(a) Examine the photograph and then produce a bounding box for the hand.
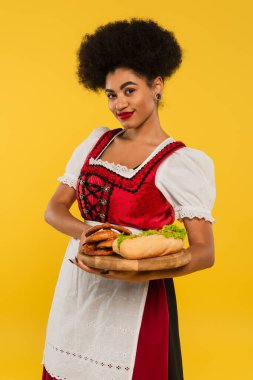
[78,229,88,253]
[69,257,152,282]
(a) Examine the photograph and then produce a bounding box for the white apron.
[42,220,149,380]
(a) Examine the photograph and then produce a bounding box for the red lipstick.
[118,111,134,119]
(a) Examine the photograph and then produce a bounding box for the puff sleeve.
[57,126,110,190]
[155,147,216,223]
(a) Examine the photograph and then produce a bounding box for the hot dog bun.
[112,234,184,259]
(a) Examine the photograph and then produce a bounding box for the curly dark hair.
[77,18,183,92]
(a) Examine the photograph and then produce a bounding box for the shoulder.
[157,145,215,179]
[76,126,111,150]
[89,126,111,138]
[169,145,214,166]
[155,144,216,223]
[57,126,110,188]
[62,126,110,170]
[67,126,110,158]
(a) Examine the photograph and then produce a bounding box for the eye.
[107,93,116,99]
[125,88,135,95]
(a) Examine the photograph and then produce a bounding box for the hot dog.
[112,224,187,260]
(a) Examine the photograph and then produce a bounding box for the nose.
[115,96,128,112]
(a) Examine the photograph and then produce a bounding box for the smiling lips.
[118,111,134,119]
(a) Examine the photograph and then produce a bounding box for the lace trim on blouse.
[57,174,78,189]
[175,206,215,223]
[89,157,136,178]
[89,137,175,179]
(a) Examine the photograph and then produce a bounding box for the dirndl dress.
[42,127,216,380]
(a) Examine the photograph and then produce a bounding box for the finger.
[78,241,87,251]
[100,269,110,275]
[69,257,94,272]
[70,257,112,277]
[76,261,96,273]
[108,270,131,276]
[75,258,106,275]
[106,270,133,279]
[109,270,143,282]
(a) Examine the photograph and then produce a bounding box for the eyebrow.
[105,81,138,93]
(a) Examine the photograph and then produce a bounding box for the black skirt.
[164,278,184,380]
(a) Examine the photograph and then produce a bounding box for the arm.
[44,183,91,239]
[44,127,111,238]
[147,217,215,280]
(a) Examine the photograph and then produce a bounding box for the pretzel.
[113,225,132,235]
[85,222,132,237]
[85,223,113,237]
[80,243,113,256]
[79,243,97,255]
[91,248,114,256]
[85,230,119,243]
[80,223,133,257]
[96,239,115,248]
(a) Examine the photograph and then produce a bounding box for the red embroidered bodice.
[76,128,186,230]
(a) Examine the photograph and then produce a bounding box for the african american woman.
[41,18,216,380]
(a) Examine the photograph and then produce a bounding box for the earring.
[155,93,162,102]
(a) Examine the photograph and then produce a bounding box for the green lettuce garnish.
[117,224,187,251]
[161,224,187,240]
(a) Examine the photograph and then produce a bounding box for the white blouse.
[57,126,216,223]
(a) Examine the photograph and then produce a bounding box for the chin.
[119,122,132,128]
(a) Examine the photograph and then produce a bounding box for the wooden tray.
[77,250,191,272]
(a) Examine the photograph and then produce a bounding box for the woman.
[42,18,216,380]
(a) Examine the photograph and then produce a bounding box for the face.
[105,67,163,130]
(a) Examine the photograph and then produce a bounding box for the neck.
[121,110,169,145]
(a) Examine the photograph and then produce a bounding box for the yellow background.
[1,1,252,379]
